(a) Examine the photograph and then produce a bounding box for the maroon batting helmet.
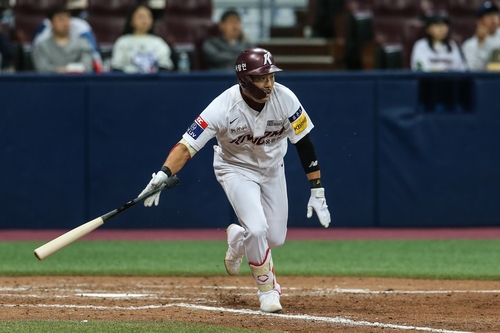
[235,48,283,100]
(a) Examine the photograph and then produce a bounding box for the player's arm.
[139,110,215,207]
[293,133,331,228]
[163,138,196,176]
[138,138,197,207]
[293,133,320,182]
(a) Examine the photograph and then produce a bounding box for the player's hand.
[307,188,331,228]
[139,171,169,207]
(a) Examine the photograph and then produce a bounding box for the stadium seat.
[14,0,65,42]
[449,17,476,45]
[0,21,9,36]
[155,17,215,70]
[346,0,373,11]
[344,9,374,69]
[86,0,136,44]
[402,18,426,68]
[373,17,406,44]
[15,0,64,10]
[164,0,212,18]
[371,18,406,68]
[87,15,126,45]
[87,0,136,14]
[445,0,490,16]
[192,22,219,70]
[373,0,421,17]
[156,17,213,45]
[154,0,213,69]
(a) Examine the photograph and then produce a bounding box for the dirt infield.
[1,276,499,332]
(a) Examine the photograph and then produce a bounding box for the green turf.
[1,239,499,279]
[0,320,279,333]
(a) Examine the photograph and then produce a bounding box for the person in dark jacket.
[0,31,15,71]
[202,9,254,71]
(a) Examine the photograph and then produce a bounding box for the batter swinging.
[139,48,331,312]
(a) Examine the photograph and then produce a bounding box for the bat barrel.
[33,175,180,260]
[34,218,104,260]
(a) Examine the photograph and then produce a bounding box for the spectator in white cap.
[411,13,467,72]
[462,1,500,70]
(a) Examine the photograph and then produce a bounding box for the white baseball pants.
[213,149,288,266]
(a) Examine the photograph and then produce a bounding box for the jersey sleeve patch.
[186,115,209,140]
[288,106,308,135]
[288,106,303,123]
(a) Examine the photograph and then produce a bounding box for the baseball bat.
[34,175,180,261]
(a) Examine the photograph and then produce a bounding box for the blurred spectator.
[0,31,14,71]
[202,9,253,71]
[111,4,174,74]
[304,0,345,38]
[410,13,467,72]
[32,6,93,73]
[33,1,103,72]
[462,1,500,70]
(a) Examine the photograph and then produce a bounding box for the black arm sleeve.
[293,133,320,174]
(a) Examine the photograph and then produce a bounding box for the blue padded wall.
[87,74,234,228]
[0,77,86,228]
[377,75,500,227]
[279,74,375,227]
[1,72,499,229]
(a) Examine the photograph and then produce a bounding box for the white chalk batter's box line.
[0,302,475,333]
[2,285,499,296]
[202,286,500,295]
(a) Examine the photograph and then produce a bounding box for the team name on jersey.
[230,124,248,134]
[267,120,284,127]
[230,128,284,146]
[186,115,208,140]
[288,106,308,135]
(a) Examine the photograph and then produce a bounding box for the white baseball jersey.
[410,38,467,72]
[111,34,174,73]
[182,82,314,170]
[462,28,500,71]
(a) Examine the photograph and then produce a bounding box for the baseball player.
[139,48,331,312]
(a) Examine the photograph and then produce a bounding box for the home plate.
[77,293,154,298]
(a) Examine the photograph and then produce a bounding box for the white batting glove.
[139,171,169,207]
[307,188,331,228]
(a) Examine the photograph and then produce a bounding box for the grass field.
[0,320,275,333]
[1,239,499,279]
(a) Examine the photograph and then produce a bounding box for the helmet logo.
[263,52,272,65]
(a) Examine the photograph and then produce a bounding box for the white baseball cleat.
[258,290,282,313]
[224,224,243,276]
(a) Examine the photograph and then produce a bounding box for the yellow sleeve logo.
[292,113,308,135]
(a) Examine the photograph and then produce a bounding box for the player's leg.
[214,155,270,272]
[215,165,270,263]
[214,154,281,312]
[224,223,245,275]
[252,160,288,312]
[260,160,288,249]
[214,155,280,312]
